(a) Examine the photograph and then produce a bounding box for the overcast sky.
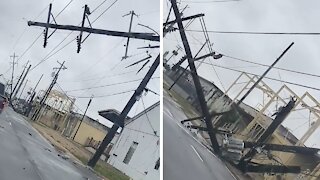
[164,0,320,148]
[0,0,159,127]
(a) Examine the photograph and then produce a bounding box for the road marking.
[190,145,203,162]
[165,98,237,180]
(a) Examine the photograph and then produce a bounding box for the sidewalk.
[31,121,129,180]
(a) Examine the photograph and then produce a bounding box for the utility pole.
[170,0,221,154]
[87,54,159,168]
[28,74,43,103]
[28,4,159,53]
[32,61,66,121]
[10,53,18,96]
[122,10,138,60]
[72,97,92,140]
[11,61,29,100]
[13,64,32,100]
[18,79,28,100]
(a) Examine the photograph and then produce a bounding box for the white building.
[108,101,160,180]
[39,89,75,113]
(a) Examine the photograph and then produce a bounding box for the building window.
[123,141,138,164]
[154,158,160,170]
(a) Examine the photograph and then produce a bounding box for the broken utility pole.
[170,0,221,154]
[28,4,159,53]
[32,61,66,121]
[238,98,299,173]
[87,54,159,168]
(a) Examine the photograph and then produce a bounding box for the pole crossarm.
[28,21,160,42]
[163,13,205,26]
[244,141,320,155]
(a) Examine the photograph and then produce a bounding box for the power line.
[186,29,320,35]
[204,62,320,92]
[60,69,139,83]
[65,78,143,92]
[141,94,157,136]
[69,89,135,99]
[55,83,85,114]
[215,51,320,79]
[182,0,239,3]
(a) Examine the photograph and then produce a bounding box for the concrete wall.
[108,103,160,180]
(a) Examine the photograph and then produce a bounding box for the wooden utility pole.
[122,10,138,60]
[72,97,92,140]
[18,79,28,100]
[13,64,32,100]
[10,53,18,96]
[28,74,43,103]
[27,3,159,53]
[170,0,221,154]
[11,61,29,100]
[87,55,159,168]
[32,61,66,121]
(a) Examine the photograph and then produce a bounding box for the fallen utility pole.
[32,61,66,121]
[87,54,159,168]
[170,0,221,154]
[28,21,159,42]
[245,164,300,174]
[72,97,92,140]
[244,141,320,155]
[236,42,294,105]
[238,98,296,172]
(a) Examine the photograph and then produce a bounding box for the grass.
[164,82,200,118]
[74,154,130,180]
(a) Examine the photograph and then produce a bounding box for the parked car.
[0,82,7,113]
[0,95,8,113]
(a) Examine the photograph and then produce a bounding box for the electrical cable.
[65,78,143,92]
[141,96,157,136]
[186,29,320,35]
[69,89,134,98]
[204,62,320,92]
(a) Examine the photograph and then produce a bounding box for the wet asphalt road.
[163,91,236,180]
[0,108,101,180]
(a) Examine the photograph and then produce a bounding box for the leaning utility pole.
[122,10,138,60]
[13,64,32,100]
[32,61,66,121]
[27,4,159,53]
[11,61,28,100]
[18,79,28,100]
[10,53,18,96]
[72,97,92,140]
[87,55,159,168]
[170,0,221,154]
[28,74,43,103]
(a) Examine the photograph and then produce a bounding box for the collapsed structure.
[165,66,320,179]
